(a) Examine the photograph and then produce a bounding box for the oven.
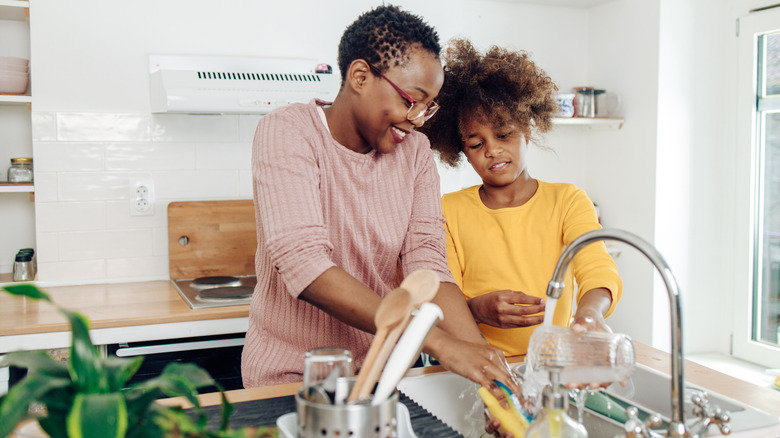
[106,333,246,391]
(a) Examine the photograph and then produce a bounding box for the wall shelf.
[0,1,29,21]
[0,94,31,105]
[553,117,624,129]
[0,183,33,193]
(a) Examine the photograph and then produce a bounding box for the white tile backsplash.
[33,112,254,283]
[31,112,56,142]
[57,113,151,142]
[239,169,253,198]
[36,202,106,232]
[59,229,153,261]
[105,143,196,170]
[35,232,59,263]
[239,114,262,142]
[38,259,107,282]
[105,200,168,229]
[106,255,169,279]
[195,142,251,170]
[152,227,170,256]
[152,114,240,142]
[32,172,58,202]
[34,143,104,172]
[153,170,242,199]
[58,172,142,201]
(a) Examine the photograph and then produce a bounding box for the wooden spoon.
[400,269,440,308]
[347,286,412,402]
[352,269,441,401]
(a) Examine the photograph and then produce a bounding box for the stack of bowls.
[0,56,29,95]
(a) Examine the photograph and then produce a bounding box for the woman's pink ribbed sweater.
[241,100,453,387]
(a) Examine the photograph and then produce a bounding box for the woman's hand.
[467,290,545,328]
[430,335,521,404]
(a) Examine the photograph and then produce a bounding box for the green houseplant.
[0,283,275,438]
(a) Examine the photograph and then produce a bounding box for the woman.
[241,5,517,399]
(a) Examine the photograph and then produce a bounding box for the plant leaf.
[66,392,128,438]
[1,283,52,302]
[162,361,218,390]
[1,350,69,378]
[104,355,144,392]
[132,371,210,429]
[0,374,71,438]
[61,307,107,393]
[124,386,165,421]
[219,391,235,432]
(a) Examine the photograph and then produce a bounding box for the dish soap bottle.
[526,371,587,438]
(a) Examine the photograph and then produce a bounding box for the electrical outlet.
[130,179,155,216]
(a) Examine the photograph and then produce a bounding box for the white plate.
[276,402,418,438]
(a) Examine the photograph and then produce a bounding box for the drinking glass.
[526,324,635,385]
[303,346,354,388]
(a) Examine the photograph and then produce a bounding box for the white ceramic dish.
[0,70,28,78]
[0,74,28,94]
[0,63,28,73]
[276,402,418,438]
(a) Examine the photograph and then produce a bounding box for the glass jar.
[8,157,33,183]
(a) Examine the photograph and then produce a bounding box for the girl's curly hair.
[337,5,441,81]
[420,39,559,167]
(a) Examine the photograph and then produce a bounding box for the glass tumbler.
[303,346,354,388]
[526,324,635,385]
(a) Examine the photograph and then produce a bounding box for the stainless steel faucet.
[545,228,688,437]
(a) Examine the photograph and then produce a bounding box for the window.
[734,7,780,367]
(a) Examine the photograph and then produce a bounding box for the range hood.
[149,54,339,114]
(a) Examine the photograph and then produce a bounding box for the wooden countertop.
[0,280,249,337]
[164,342,780,419]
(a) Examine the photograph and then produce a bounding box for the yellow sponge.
[478,386,529,437]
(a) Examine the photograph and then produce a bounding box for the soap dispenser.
[526,371,588,438]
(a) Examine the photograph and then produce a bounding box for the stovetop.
[172,275,256,310]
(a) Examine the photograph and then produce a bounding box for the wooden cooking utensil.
[347,287,412,402]
[350,269,441,401]
[400,269,440,307]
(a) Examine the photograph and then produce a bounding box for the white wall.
[584,0,661,347]
[27,0,594,284]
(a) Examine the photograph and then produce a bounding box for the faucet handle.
[690,391,732,435]
[621,406,663,438]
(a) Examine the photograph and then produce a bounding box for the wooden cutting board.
[168,200,257,280]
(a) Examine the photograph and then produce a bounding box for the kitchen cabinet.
[0,0,33,281]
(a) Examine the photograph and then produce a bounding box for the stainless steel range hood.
[149,54,339,114]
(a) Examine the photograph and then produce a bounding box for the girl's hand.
[467,290,545,328]
[568,289,616,389]
[570,305,611,334]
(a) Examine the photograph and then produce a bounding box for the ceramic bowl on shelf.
[0,56,29,66]
[0,63,28,73]
[0,72,29,94]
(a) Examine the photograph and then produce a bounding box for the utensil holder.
[295,378,399,438]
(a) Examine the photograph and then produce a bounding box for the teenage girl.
[241,8,518,399]
[421,38,623,358]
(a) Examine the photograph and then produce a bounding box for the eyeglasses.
[368,64,440,123]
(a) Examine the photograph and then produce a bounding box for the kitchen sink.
[397,363,780,437]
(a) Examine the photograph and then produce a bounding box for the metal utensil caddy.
[295,387,399,438]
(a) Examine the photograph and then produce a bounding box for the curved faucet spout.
[546,228,687,437]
